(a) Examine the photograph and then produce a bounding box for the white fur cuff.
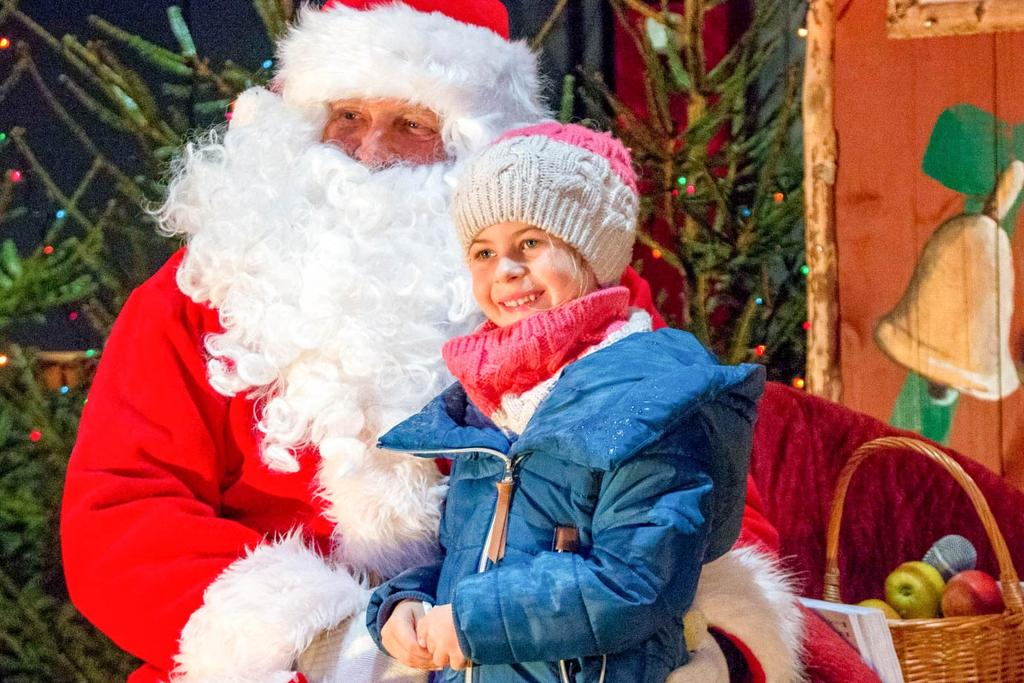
[692,547,805,682]
[172,532,370,683]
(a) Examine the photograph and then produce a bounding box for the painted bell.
[875,161,1022,401]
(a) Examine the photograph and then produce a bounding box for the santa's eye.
[403,118,437,136]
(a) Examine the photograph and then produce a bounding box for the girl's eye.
[472,248,495,261]
[521,238,541,250]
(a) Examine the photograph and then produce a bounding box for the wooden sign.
[802,0,1024,488]
[888,0,1024,39]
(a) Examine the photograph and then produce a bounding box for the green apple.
[857,598,900,620]
[884,561,945,619]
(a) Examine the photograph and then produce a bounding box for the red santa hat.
[321,0,510,38]
[272,1,546,153]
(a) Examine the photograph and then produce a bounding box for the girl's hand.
[380,599,435,669]
[416,603,468,670]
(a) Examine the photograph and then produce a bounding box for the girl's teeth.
[505,294,538,308]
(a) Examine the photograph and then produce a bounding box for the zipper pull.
[486,472,515,564]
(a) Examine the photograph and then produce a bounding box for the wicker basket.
[822,436,1024,682]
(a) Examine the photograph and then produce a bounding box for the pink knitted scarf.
[442,287,630,416]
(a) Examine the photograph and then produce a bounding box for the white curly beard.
[158,88,481,577]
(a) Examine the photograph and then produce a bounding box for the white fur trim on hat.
[273,3,548,157]
[172,532,370,683]
[454,135,639,285]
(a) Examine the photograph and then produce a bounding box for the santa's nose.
[353,129,396,168]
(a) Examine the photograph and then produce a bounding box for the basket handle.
[822,436,1024,614]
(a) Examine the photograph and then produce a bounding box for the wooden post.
[802,0,842,401]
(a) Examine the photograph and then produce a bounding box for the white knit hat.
[453,122,640,286]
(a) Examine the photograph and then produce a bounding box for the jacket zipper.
[377,444,516,683]
[468,454,520,683]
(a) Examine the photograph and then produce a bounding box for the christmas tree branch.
[44,158,105,243]
[0,176,14,219]
[3,4,61,53]
[252,0,288,41]
[50,36,133,121]
[76,203,131,303]
[0,52,27,100]
[94,42,163,125]
[189,58,238,99]
[682,0,707,92]
[0,564,94,682]
[8,129,95,231]
[2,350,73,454]
[691,271,710,345]
[611,2,673,136]
[57,73,131,132]
[635,231,686,275]
[726,293,759,364]
[166,6,197,58]
[60,35,131,94]
[87,14,192,76]
[619,0,684,35]
[580,73,663,157]
[21,51,105,158]
[279,0,294,22]
[558,74,576,123]
[0,0,18,25]
[0,206,26,227]
[529,0,570,51]
[741,66,800,251]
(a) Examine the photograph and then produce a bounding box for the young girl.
[367,123,765,682]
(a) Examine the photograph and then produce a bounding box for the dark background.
[0,1,614,350]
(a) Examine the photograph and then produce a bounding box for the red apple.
[941,570,1004,617]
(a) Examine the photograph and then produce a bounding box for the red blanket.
[753,382,1024,604]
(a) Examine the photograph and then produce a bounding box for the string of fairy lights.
[1,30,105,444]
[662,165,811,390]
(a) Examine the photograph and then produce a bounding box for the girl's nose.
[496,257,525,281]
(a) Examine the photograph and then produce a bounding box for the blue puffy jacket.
[367,329,765,683]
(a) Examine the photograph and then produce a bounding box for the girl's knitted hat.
[453,122,639,286]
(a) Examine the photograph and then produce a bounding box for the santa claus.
[61,2,803,682]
